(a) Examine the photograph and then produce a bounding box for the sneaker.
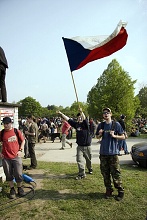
[125,152,129,155]
[27,166,36,170]
[60,147,64,150]
[115,190,124,201]
[70,143,72,148]
[9,187,16,199]
[18,187,26,197]
[88,168,93,174]
[24,154,30,158]
[75,174,86,180]
[105,188,113,199]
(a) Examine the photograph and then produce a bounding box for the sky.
[0,0,147,108]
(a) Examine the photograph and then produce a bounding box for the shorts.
[2,156,23,182]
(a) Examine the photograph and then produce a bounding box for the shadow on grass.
[23,173,46,180]
[32,188,104,201]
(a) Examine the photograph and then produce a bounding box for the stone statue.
[0,46,8,102]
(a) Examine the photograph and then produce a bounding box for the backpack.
[100,120,116,136]
[0,128,22,146]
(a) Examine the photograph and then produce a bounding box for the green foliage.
[43,105,62,118]
[41,107,51,118]
[87,59,139,122]
[47,105,58,110]
[70,101,88,117]
[17,97,88,119]
[136,86,147,118]
[137,86,147,108]
[17,96,42,117]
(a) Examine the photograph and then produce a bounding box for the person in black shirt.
[57,108,92,180]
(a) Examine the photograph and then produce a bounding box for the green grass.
[0,162,147,220]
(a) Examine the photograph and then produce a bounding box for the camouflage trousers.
[99,155,124,191]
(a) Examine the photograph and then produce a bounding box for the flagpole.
[70,71,79,105]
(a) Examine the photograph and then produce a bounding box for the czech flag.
[62,20,128,72]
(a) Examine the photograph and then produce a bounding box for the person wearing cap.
[0,46,8,102]
[57,108,93,180]
[96,107,125,201]
[0,117,25,199]
[118,114,129,155]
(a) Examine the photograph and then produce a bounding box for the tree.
[17,96,42,117]
[136,86,147,118]
[41,107,50,118]
[87,59,138,121]
[47,105,57,110]
[70,101,88,117]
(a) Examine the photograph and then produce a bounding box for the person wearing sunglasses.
[96,107,125,201]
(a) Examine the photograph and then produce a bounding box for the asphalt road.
[33,137,146,165]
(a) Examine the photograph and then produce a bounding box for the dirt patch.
[58,189,71,194]
[25,169,45,189]
[23,170,68,190]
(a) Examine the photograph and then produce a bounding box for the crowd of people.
[16,108,127,201]
[131,117,147,136]
[1,107,146,201]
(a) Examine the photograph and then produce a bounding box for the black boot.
[116,190,124,201]
[105,188,113,199]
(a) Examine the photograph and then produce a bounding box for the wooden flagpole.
[70,71,80,106]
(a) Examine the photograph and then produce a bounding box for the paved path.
[34,138,146,165]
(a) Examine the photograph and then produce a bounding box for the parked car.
[130,142,147,168]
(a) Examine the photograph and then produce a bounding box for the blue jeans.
[118,140,129,154]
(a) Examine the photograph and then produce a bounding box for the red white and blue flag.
[62,20,128,72]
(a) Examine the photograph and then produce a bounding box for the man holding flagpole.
[57,108,93,180]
